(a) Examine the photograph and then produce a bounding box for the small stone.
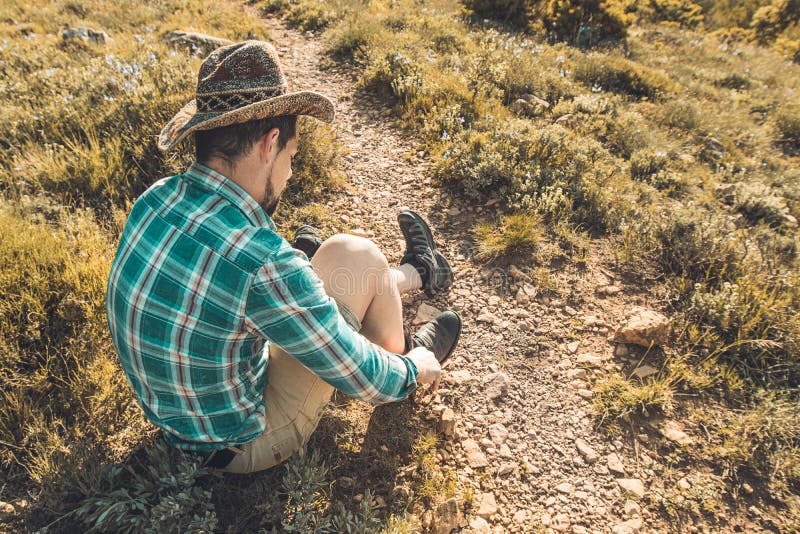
[463,439,489,468]
[608,453,626,475]
[578,389,594,399]
[498,444,513,458]
[678,477,691,490]
[489,423,509,445]
[433,497,462,534]
[0,501,14,514]
[598,284,623,296]
[498,463,515,476]
[62,26,112,45]
[483,372,510,400]
[556,482,575,494]
[512,509,528,524]
[742,483,754,495]
[414,302,442,325]
[612,307,670,347]
[612,518,642,534]
[660,420,693,446]
[439,408,456,439]
[469,516,491,534]
[567,368,587,379]
[618,479,646,499]
[508,264,531,281]
[624,499,641,517]
[477,493,498,519]
[553,512,571,531]
[565,305,578,316]
[575,438,598,463]
[447,369,473,385]
[477,310,497,324]
[631,365,658,379]
[567,341,580,354]
[577,353,603,367]
[541,513,552,526]
[614,344,629,357]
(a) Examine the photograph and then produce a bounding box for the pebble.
[439,408,456,439]
[483,372,510,400]
[576,353,603,366]
[0,501,14,514]
[575,438,599,463]
[612,518,642,534]
[477,492,498,519]
[469,516,491,533]
[463,439,489,468]
[618,479,646,499]
[608,453,626,475]
[489,423,509,445]
[556,482,575,495]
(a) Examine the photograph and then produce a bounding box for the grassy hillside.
[264,0,800,526]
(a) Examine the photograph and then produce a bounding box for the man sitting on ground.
[106,40,461,473]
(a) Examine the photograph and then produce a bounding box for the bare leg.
[310,234,406,354]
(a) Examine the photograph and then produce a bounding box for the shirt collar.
[182,162,276,230]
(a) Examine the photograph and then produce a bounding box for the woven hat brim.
[157,91,335,151]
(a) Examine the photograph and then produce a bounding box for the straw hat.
[158,40,334,151]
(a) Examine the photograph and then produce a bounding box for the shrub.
[630,148,668,180]
[70,440,218,533]
[774,104,800,154]
[660,99,700,130]
[637,0,705,27]
[464,0,634,45]
[716,391,800,495]
[733,182,789,228]
[473,212,544,261]
[573,54,677,99]
[283,116,346,203]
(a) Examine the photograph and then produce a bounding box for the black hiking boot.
[397,208,453,297]
[292,225,323,259]
[409,310,462,364]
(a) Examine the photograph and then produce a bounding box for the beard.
[260,171,281,217]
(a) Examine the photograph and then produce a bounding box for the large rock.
[163,30,233,55]
[433,497,462,534]
[62,27,112,45]
[469,516,491,533]
[612,307,670,347]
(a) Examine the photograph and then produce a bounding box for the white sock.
[392,263,423,294]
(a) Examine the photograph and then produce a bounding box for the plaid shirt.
[106,162,418,451]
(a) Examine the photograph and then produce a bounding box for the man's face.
[261,134,298,216]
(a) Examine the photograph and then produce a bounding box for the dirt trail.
[264,16,680,534]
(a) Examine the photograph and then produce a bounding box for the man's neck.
[202,156,264,206]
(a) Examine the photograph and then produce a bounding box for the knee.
[315,233,388,270]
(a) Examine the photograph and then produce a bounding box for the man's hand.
[405,346,441,392]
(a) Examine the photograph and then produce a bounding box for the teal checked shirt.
[106,163,418,450]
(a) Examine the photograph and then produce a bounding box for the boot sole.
[438,311,462,365]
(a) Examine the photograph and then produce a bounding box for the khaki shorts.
[222,299,361,473]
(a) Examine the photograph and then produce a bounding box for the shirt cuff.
[398,354,419,392]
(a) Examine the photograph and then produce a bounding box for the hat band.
[196,86,286,113]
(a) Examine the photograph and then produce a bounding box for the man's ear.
[258,127,281,163]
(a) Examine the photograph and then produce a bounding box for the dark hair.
[195,115,298,163]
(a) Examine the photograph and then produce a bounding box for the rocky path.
[265,16,675,534]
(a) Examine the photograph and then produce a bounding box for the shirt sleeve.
[243,240,418,404]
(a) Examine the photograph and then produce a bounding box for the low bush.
[573,54,677,99]
[774,104,800,154]
[473,212,544,261]
[715,391,800,495]
[733,182,789,228]
[637,0,705,27]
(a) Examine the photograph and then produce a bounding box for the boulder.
[163,30,233,55]
[62,27,112,45]
[612,307,670,347]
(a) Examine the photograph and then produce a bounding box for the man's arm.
[244,241,418,404]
